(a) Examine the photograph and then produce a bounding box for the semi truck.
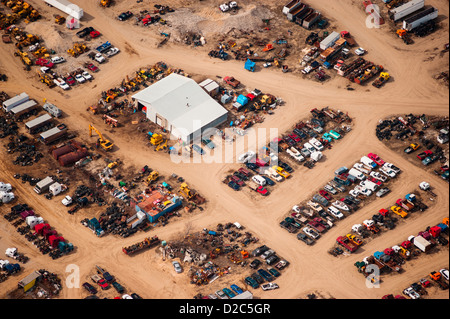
[402,7,438,31]
[389,0,424,21]
[34,176,55,194]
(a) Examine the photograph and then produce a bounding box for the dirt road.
[0,0,448,299]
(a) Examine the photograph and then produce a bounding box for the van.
[303,142,316,153]
[360,180,378,192]
[348,168,366,181]
[361,156,377,168]
[252,175,267,186]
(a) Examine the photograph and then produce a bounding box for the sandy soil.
[0,0,449,299]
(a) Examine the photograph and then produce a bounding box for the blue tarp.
[236,95,249,106]
[244,59,256,72]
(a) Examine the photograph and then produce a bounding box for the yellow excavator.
[89,124,114,151]
[146,171,159,184]
[179,182,195,200]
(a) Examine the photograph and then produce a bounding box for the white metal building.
[132,73,229,143]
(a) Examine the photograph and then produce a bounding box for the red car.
[231,175,244,187]
[289,133,301,143]
[379,208,389,217]
[368,153,385,166]
[257,186,269,196]
[417,150,432,160]
[319,190,332,200]
[36,58,54,68]
[368,177,383,186]
[65,75,76,85]
[86,63,99,73]
[97,279,110,290]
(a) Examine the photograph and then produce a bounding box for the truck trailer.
[25,114,53,134]
[10,100,38,119]
[44,0,84,20]
[2,92,29,112]
[402,7,438,31]
[409,235,432,253]
[34,176,55,194]
[39,123,68,144]
[389,0,424,21]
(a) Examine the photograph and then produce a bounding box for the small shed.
[236,95,249,106]
[18,271,42,292]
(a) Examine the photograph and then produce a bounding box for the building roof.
[132,74,228,138]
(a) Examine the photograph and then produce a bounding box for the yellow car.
[391,206,408,218]
[272,166,290,179]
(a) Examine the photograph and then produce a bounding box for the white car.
[269,152,278,163]
[261,282,279,291]
[303,227,320,240]
[370,171,387,182]
[419,181,430,191]
[353,163,370,174]
[440,269,449,281]
[40,66,51,74]
[252,175,266,187]
[122,294,133,299]
[75,74,86,83]
[51,56,66,64]
[380,166,396,178]
[327,206,344,219]
[55,78,70,90]
[383,162,401,174]
[238,151,256,163]
[105,47,120,57]
[94,53,106,63]
[82,71,92,81]
[229,1,238,9]
[302,65,313,74]
[403,287,420,299]
[354,185,372,197]
[349,189,360,198]
[219,3,230,12]
[62,196,72,206]
[355,47,366,56]
[292,205,301,214]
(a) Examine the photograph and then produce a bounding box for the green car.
[112,282,124,293]
[201,138,215,149]
[222,288,236,298]
[245,276,260,289]
[267,267,281,278]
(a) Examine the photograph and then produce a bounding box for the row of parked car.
[281,153,401,244]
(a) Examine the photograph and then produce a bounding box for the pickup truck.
[224,76,240,88]
[312,194,329,207]
[307,200,324,213]
[297,232,314,245]
[336,236,358,253]
[417,150,433,160]
[308,218,327,233]
[404,143,420,154]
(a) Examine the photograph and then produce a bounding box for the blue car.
[231,284,243,295]
[257,269,274,282]
[228,181,240,191]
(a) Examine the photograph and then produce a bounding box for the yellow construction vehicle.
[149,133,164,146]
[67,43,88,57]
[179,182,195,200]
[14,49,33,66]
[55,15,65,24]
[100,0,112,7]
[37,70,55,87]
[146,171,159,184]
[88,124,114,151]
[155,140,168,151]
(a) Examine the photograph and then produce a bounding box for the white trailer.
[403,7,438,31]
[2,92,29,112]
[389,0,424,21]
[283,0,302,15]
[43,102,62,118]
[33,176,54,194]
[320,31,340,51]
[25,113,53,133]
[10,100,38,119]
[409,235,432,253]
[44,0,84,20]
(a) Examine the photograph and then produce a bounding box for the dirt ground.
[0,0,449,300]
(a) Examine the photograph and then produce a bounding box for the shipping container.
[39,123,68,144]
